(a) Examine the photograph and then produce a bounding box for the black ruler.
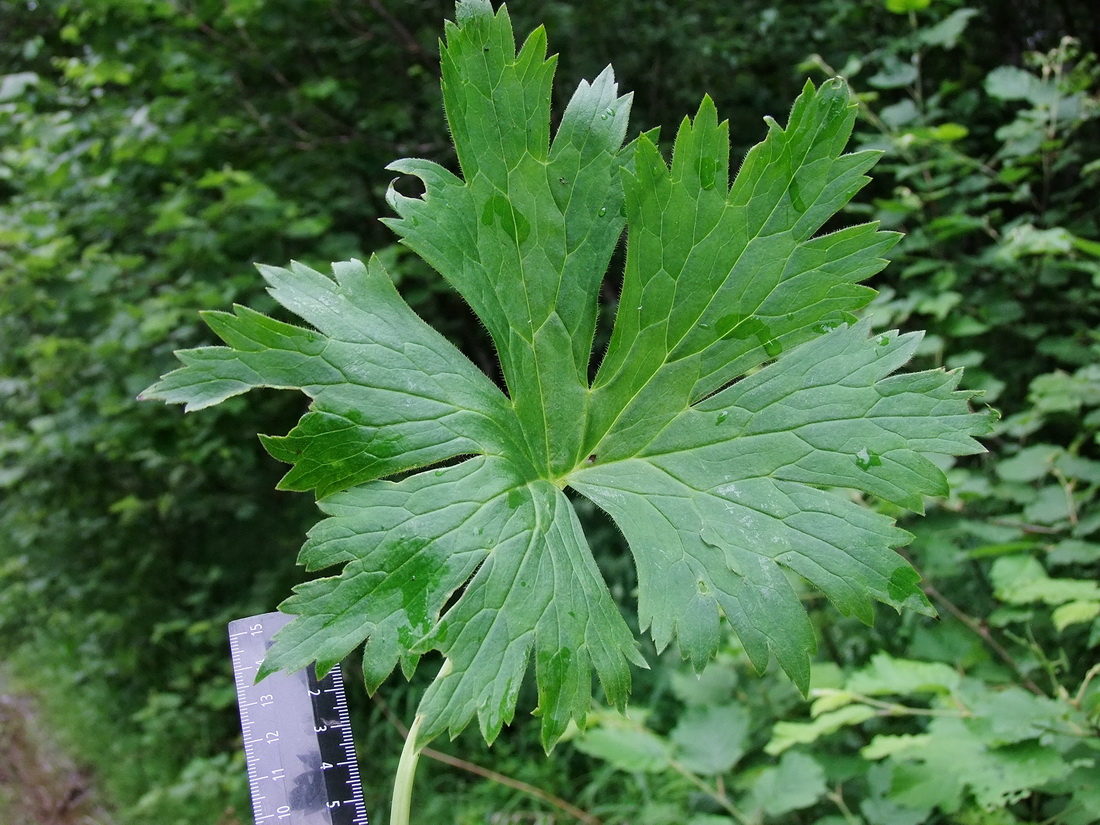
[228,612,369,825]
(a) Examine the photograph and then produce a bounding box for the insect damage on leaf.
[141,0,993,750]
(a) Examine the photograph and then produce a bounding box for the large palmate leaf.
[142,0,992,748]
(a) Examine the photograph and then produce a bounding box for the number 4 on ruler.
[229,612,369,824]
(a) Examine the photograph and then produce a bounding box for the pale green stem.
[1052,468,1078,525]
[391,660,451,825]
[826,786,861,825]
[390,712,426,825]
[1074,662,1100,707]
[841,691,971,718]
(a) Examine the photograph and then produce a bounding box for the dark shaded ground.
[0,679,114,825]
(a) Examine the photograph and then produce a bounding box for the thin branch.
[921,582,1046,696]
[832,691,970,718]
[989,519,1063,535]
[366,0,433,64]
[420,745,603,825]
[668,760,751,825]
[372,695,603,825]
[826,786,861,825]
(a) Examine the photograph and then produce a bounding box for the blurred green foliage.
[1,0,1097,823]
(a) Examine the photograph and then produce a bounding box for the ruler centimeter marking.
[229,612,369,825]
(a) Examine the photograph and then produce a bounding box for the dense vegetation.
[1,1,1098,824]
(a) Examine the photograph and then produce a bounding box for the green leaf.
[1062,768,1100,825]
[142,0,991,749]
[985,66,1053,105]
[745,751,827,816]
[1054,454,1100,484]
[996,444,1062,482]
[1048,539,1100,566]
[141,258,524,497]
[0,72,38,102]
[861,733,933,760]
[964,686,1073,746]
[1029,365,1100,414]
[991,556,1100,606]
[1052,600,1100,631]
[860,780,931,825]
[1023,485,1073,525]
[573,320,979,683]
[868,57,919,90]
[881,718,1073,811]
[670,659,739,707]
[767,704,878,755]
[846,653,962,696]
[670,704,750,774]
[573,712,672,773]
[917,8,979,49]
[995,224,1075,260]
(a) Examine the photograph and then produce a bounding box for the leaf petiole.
[390,712,426,825]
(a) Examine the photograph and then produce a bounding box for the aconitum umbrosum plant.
[142,1,991,819]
